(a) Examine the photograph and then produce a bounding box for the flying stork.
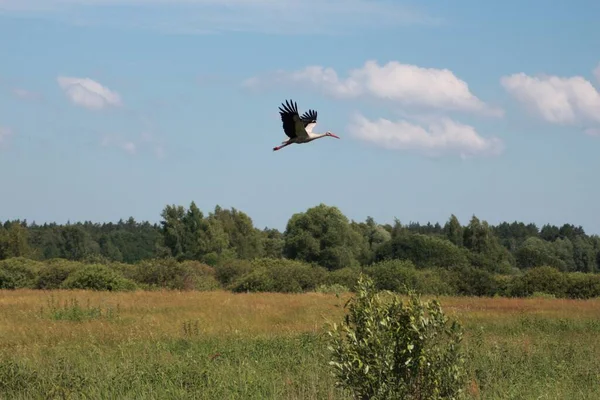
[273,99,340,151]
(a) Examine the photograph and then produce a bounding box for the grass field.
[1,290,600,399]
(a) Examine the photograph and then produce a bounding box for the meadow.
[1,289,600,399]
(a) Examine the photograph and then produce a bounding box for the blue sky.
[1,0,599,234]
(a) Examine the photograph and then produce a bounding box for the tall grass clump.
[42,295,121,322]
[327,274,466,400]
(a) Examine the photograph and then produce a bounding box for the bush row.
[1,257,600,299]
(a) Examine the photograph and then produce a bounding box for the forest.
[1,202,600,298]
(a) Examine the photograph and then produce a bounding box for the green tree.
[351,216,391,265]
[443,214,463,247]
[181,201,205,260]
[551,238,575,271]
[591,235,600,271]
[160,204,187,259]
[199,215,231,263]
[59,225,99,260]
[262,228,284,258]
[463,216,514,272]
[0,222,30,259]
[283,204,366,270]
[572,236,596,272]
[211,206,264,259]
[515,237,566,270]
[98,235,123,262]
[540,224,560,242]
[375,233,469,269]
[159,202,232,263]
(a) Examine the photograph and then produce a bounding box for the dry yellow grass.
[1,289,600,399]
[2,289,599,353]
[433,295,600,320]
[0,289,348,353]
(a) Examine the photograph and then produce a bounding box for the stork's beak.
[329,133,340,139]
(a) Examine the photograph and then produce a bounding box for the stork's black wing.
[300,109,318,127]
[278,99,308,139]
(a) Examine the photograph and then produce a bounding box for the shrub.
[229,267,275,293]
[61,264,137,291]
[413,268,457,296]
[252,258,328,293]
[132,258,181,289]
[179,260,221,291]
[106,261,138,282]
[325,267,362,290]
[213,259,254,287]
[229,258,328,293]
[364,260,456,296]
[451,266,500,297]
[365,259,418,293]
[564,272,600,299]
[132,258,219,291]
[0,257,42,289]
[507,266,567,298]
[36,259,81,289]
[327,274,466,400]
[0,268,17,289]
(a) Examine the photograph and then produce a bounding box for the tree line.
[1,202,600,298]
[1,201,599,273]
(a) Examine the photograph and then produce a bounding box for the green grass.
[42,295,121,322]
[0,335,343,399]
[1,290,599,399]
[463,318,600,399]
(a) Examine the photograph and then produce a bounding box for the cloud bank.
[245,60,502,116]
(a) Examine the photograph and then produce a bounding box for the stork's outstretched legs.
[273,142,292,151]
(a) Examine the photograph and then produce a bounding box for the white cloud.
[501,70,600,126]
[57,76,122,110]
[348,114,503,158]
[0,126,13,147]
[245,61,502,116]
[0,0,440,35]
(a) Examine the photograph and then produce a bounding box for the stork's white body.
[281,131,328,145]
